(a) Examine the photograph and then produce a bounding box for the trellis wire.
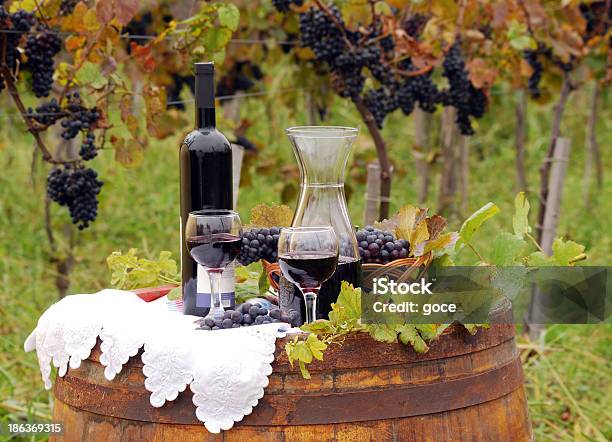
[0,87,310,121]
[0,29,298,45]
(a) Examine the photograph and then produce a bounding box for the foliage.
[106,249,179,290]
[285,281,453,379]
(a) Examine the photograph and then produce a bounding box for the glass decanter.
[286,126,362,318]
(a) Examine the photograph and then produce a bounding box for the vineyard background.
[0,0,611,440]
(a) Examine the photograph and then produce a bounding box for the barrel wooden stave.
[52,322,533,441]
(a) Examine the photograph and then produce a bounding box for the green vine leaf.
[396,325,428,353]
[106,249,180,290]
[366,324,398,343]
[489,232,528,266]
[552,238,586,266]
[512,192,531,239]
[456,202,500,248]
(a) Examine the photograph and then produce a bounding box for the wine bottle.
[180,62,235,316]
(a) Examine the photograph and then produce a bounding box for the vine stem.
[454,0,466,37]
[354,97,392,220]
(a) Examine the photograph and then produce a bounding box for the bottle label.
[196,263,235,308]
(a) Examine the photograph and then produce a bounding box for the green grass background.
[0,83,610,441]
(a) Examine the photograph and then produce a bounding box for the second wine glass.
[185,210,242,321]
[277,226,339,324]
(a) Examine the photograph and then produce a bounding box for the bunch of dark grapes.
[272,0,303,13]
[299,6,345,64]
[195,302,300,330]
[59,0,78,16]
[2,9,35,75]
[523,49,543,98]
[29,98,63,125]
[60,92,100,140]
[402,13,428,38]
[238,227,281,265]
[397,59,440,114]
[47,165,104,230]
[580,1,612,41]
[216,61,263,98]
[441,41,487,135]
[356,226,409,264]
[364,87,398,128]
[166,74,195,110]
[25,28,63,97]
[79,132,97,160]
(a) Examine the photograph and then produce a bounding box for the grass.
[0,82,609,440]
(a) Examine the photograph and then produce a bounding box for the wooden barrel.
[52,303,532,441]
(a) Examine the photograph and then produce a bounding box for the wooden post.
[527,137,571,340]
[514,90,528,192]
[222,92,244,208]
[583,82,602,208]
[363,162,381,226]
[232,144,244,208]
[458,135,470,215]
[438,107,459,216]
[414,108,431,204]
[536,73,572,243]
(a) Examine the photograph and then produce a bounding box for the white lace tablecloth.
[24,290,293,433]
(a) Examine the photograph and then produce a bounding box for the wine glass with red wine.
[185,210,242,320]
[278,226,339,324]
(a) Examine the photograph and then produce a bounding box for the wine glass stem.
[302,289,318,324]
[207,269,224,317]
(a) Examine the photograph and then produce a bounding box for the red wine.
[318,256,362,317]
[279,252,338,290]
[180,62,234,316]
[186,234,241,269]
[279,256,363,323]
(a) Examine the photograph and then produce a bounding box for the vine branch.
[354,97,392,220]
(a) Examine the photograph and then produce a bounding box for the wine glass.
[185,210,242,320]
[278,226,339,324]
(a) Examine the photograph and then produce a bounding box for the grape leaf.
[395,325,428,352]
[249,203,293,228]
[329,282,362,324]
[75,62,105,89]
[114,0,139,26]
[106,249,179,290]
[552,239,586,266]
[306,333,327,361]
[512,192,531,238]
[456,202,499,247]
[489,232,527,266]
[217,4,240,31]
[414,232,458,257]
[366,324,398,343]
[525,251,556,266]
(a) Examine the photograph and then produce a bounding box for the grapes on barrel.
[238,227,281,265]
[356,226,409,265]
[195,301,300,330]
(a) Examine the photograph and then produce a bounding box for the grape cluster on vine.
[60,92,101,140]
[25,27,63,97]
[272,0,303,14]
[439,41,486,135]
[47,165,104,230]
[284,4,487,134]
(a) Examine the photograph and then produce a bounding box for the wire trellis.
[0,87,310,121]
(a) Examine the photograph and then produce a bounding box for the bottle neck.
[197,107,216,129]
